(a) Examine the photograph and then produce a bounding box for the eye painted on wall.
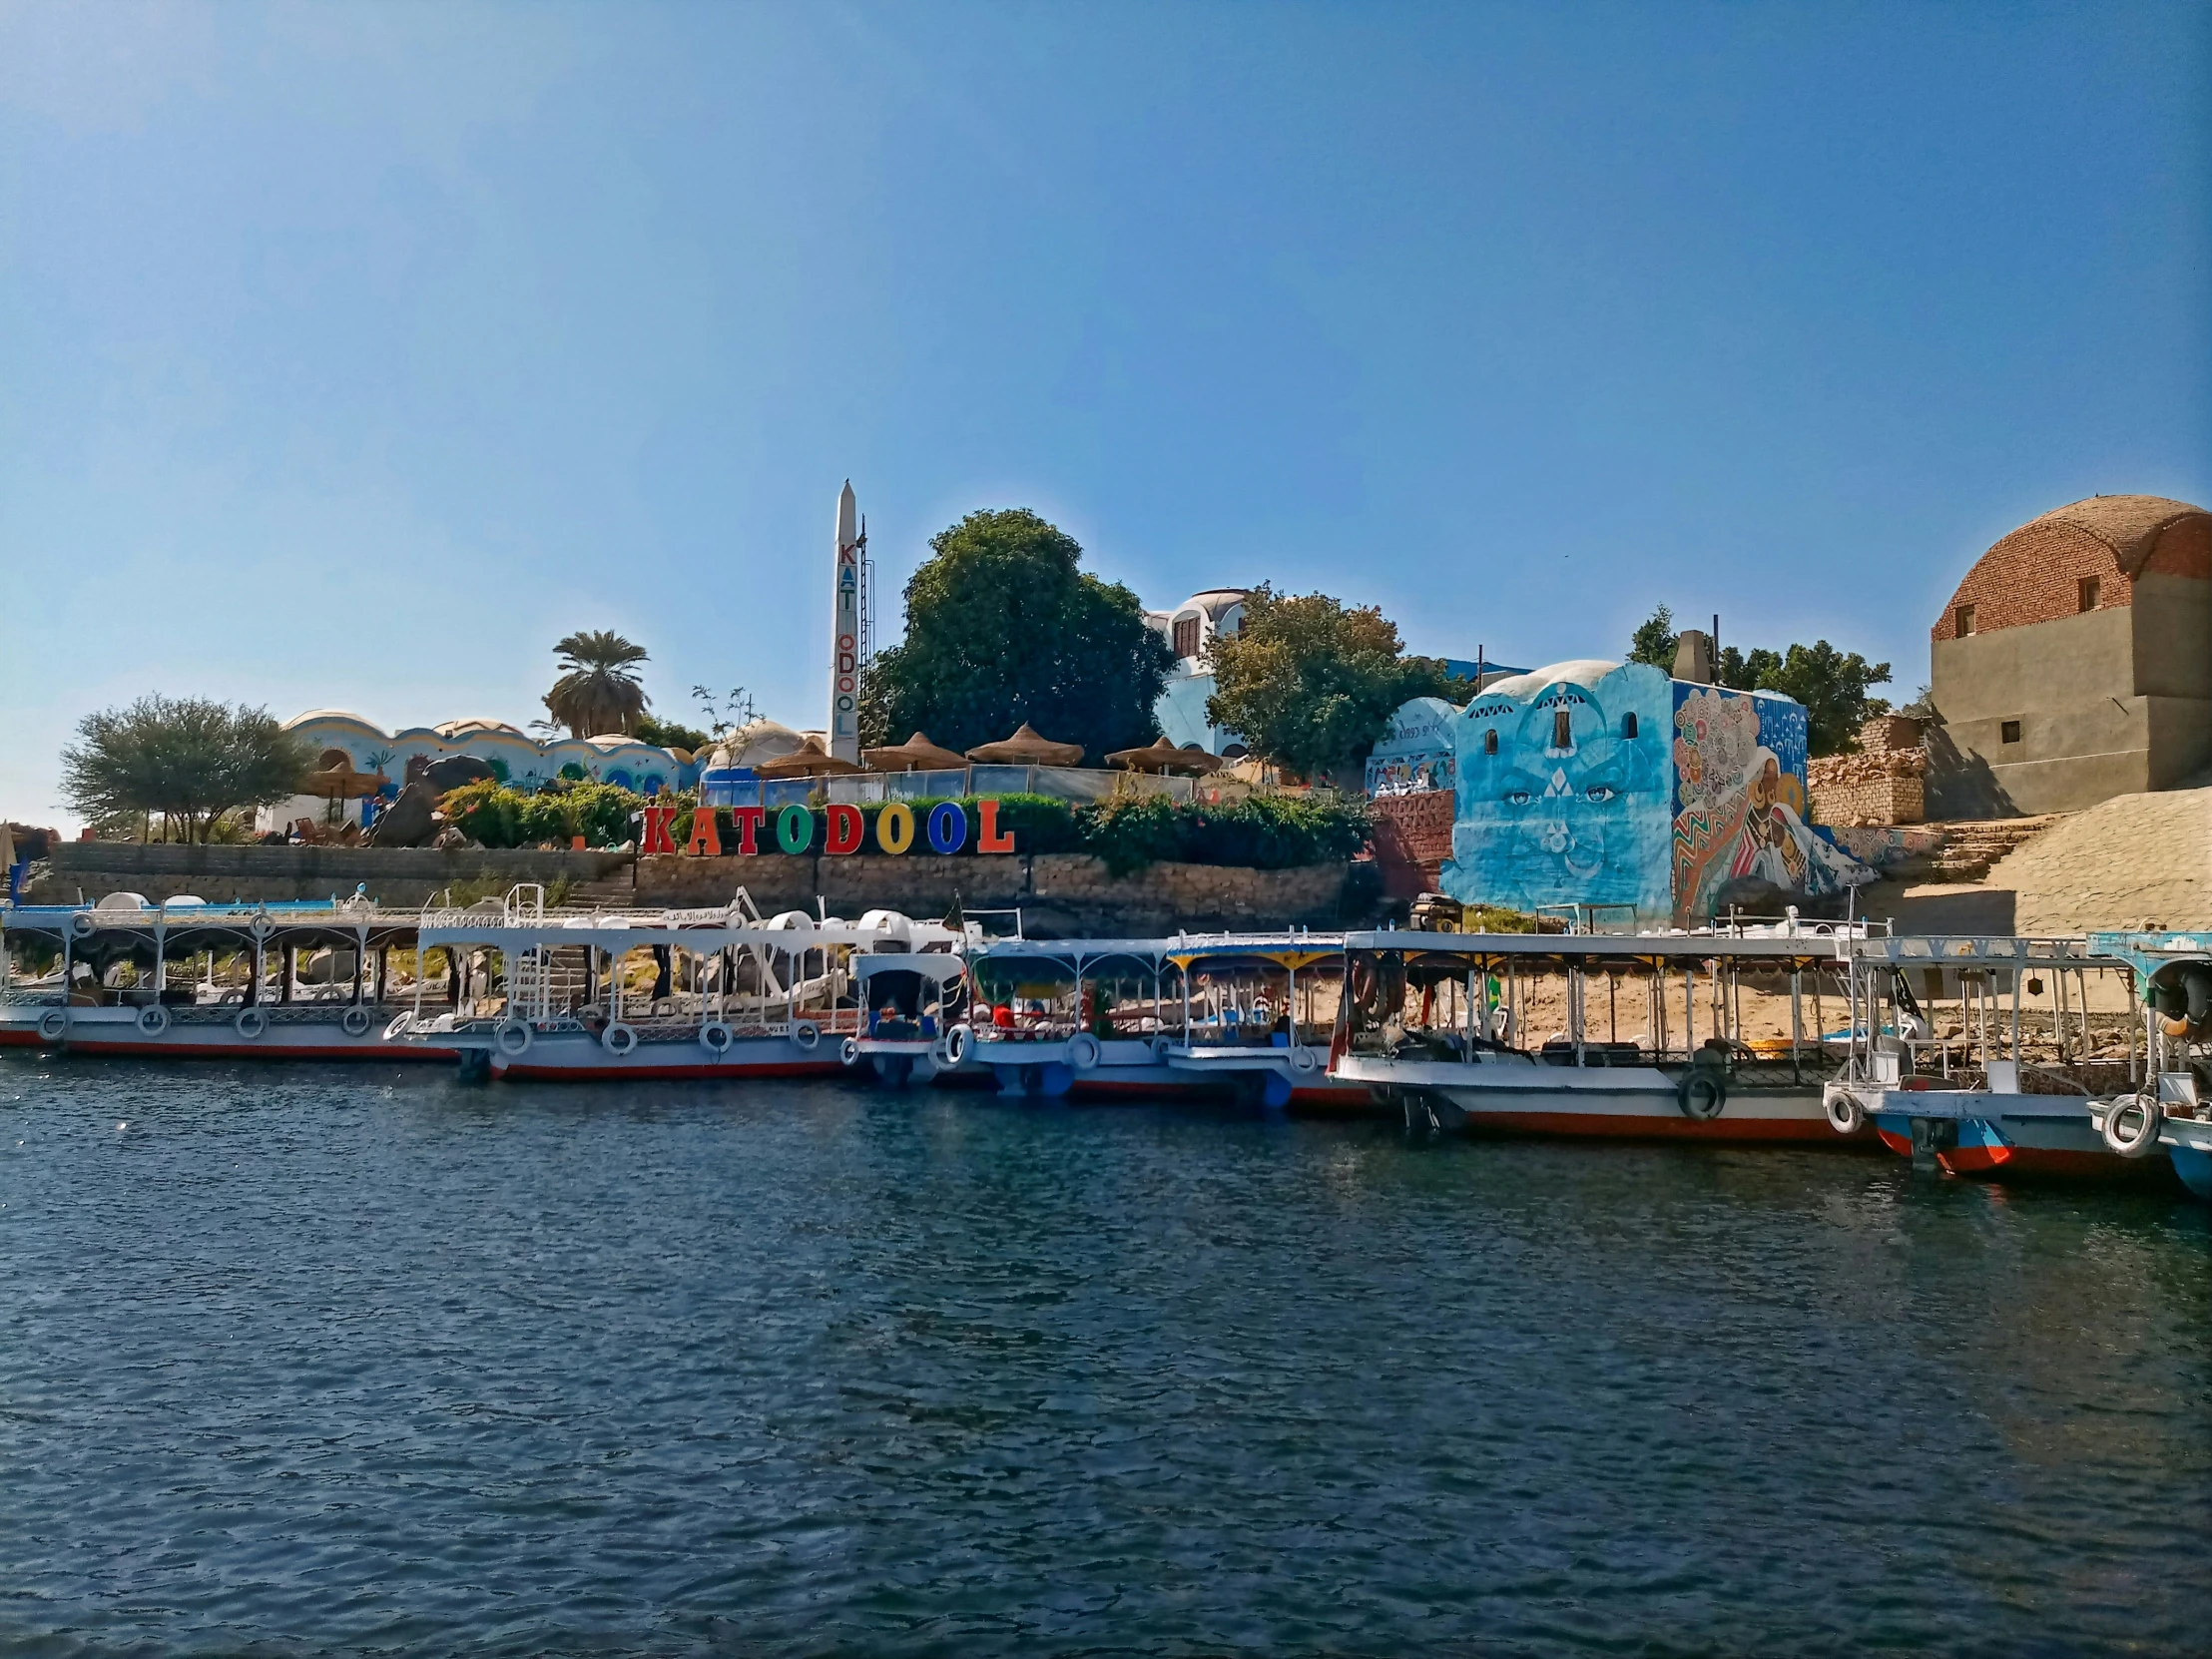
[1583,783,1618,804]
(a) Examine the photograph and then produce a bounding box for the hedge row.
[438,784,1369,873]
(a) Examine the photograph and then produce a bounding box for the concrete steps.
[1912,817,2063,882]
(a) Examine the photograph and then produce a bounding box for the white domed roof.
[710,719,807,770]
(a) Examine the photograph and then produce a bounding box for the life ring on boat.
[792,1021,821,1051]
[495,1019,534,1058]
[235,1008,269,1041]
[2101,1094,2163,1160]
[839,1035,861,1066]
[1677,1069,1727,1121]
[341,1006,373,1037]
[1066,1032,1101,1071]
[699,1021,734,1055]
[383,1012,412,1041]
[37,1007,69,1042]
[601,1021,638,1057]
[137,1004,170,1037]
[940,1023,970,1067]
[1290,1042,1320,1072]
[1823,1086,1866,1135]
[1151,1035,1175,1062]
[70,911,96,939]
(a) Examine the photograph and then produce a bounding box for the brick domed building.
[1929,493,2210,815]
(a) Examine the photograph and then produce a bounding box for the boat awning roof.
[1342,929,1855,963]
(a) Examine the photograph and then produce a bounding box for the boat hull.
[1,1005,456,1061]
[485,1031,844,1083]
[1874,1091,2172,1182]
[1336,1054,1859,1144]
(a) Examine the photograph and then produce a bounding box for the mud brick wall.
[1808,714,1928,827]
[1369,791,1454,900]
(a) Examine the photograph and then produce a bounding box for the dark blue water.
[2,1061,2207,1657]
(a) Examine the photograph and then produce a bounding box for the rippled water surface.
[2,1061,2208,1657]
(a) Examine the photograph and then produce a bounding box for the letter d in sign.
[825,804,863,855]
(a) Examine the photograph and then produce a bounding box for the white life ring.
[699,1021,734,1055]
[342,1006,373,1037]
[137,1004,171,1037]
[941,1023,970,1066]
[1824,1087,1867,1135]
[38,1007,69,1042]
[601,1022,638,1056]
[235,1007,269,1041]
[383,1012,412,1041]
[792,1021,821,1051]
[839,1035,861,1066]
[2102,1094,2164,1160]
[1066,1032,1101,1071]
[1151,1035,1175,1062]
[70,911,96,938]
[1290,1042,1320,1073]
[495,1019,534,1058]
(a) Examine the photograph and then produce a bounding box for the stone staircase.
[563,872,638,909]
[1915,817,2063,882]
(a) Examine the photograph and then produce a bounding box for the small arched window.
[1483,729,1498,756]
[1552,710,1573,749]
[1620,713,1638,739]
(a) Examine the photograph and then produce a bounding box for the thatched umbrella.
[1106,736,1224,776]
[964,723,1084,767]
[754,736,865,779]
[863,732,970,773]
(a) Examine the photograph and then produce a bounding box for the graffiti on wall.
[1670,685,1874,922]
[1438,663,1674,921]
[1365,697,1459,797]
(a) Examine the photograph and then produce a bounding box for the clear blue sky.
[4,1,2207,824]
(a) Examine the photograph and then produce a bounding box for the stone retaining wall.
[24,843,630,906]
[1369,792,1453,900]
[635,853,1354,937]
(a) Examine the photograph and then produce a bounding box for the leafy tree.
[61,696,313,842]
[1205,587,1466,786]
[543,630,651,738]
[1744,641,1892,755]
[860,509,1175,760]
[1627,604,1679,671]
[633,715,710,753]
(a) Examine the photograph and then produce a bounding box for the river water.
[1,1061,2206,1657]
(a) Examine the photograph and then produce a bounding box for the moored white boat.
[1334,919,1865,1141]
[384,885,944,1082]
[1,891,458,1062]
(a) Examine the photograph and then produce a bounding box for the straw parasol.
[303,750,390,802]
[963,723,1084,767]
[863,732,970,773]
[1105,736,1224,776]
[753,735,865,779]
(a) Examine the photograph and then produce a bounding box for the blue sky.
[3,1,2207,824]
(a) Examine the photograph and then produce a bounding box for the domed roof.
[283,710,384,734]
[1480,660,1623,700]
[2010,494,2209,578]
[707,719,807,770]
[433,718,529,741]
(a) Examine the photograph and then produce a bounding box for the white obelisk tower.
[830,481,863,764]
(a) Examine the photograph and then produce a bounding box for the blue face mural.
[1439,664,1674,921]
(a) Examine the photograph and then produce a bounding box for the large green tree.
[543,630,651,738]
[860,509,1175,760]
[1625,606,1890,755]
[61,696,313,841]
[1206,587,1466,786]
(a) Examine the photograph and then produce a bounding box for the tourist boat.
[0,890,459,1061]
[838,911,974,1086]
[1332,919,1865,1141]
[958,933,1366,1107]
[1827,932,2153,1180]
[383,884,940,1082]
[2082,931,2212,1198]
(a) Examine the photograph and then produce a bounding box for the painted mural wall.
[1669,684,1872,920]
[1439,662,1675,922]
[1423,662,1876,925]
[1364,697,1459,797]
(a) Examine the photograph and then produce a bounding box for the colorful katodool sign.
[640,800,1018,857]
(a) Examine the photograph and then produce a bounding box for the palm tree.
[544,631,651,739]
